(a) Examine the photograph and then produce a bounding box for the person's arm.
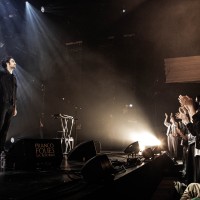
[13,75,17,117]
[176,127,188,141]
[176,107,190,124]
[13,104,17,116]
[178,95,196,121]
[177,96,197,136]
[164,113,170,127]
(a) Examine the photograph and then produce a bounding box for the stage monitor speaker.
[81,154,115,183]
[7,138,63,170]
[124,141,140,154]
[67,140,100,162]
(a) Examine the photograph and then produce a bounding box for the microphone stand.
[40,83,45,139]
[74,106,79,146]
[74,107,78,146]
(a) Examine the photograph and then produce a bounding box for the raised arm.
[164,113,170,127]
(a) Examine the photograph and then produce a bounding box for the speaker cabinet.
[81,154,115,183]
[67,140,100,162]
[7,138,63,170]
[124,141,140,154]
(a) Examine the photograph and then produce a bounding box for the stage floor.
[0,151,182,200]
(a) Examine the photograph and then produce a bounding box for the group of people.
[1,55,200,199]
[164,95,200,199]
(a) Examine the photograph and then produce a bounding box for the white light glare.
[11,137,15,143]
[0,42,4,48]
[41,6,45,13]
[128,131,162,151]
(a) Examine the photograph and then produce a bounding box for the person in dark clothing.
[176,119,189,178]
[0,56,17,153]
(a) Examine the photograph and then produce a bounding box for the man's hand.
[175,109,190,124]
[178,95,196,118]
[13,107,17,116]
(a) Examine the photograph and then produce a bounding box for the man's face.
[8,58,16,70]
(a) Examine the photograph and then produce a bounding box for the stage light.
[41,6,45,13]
[10,137,15,143]
[152,146,161,155]
[142,148,154,160]
[124,141,140,155]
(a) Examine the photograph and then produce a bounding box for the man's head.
[1,56,16,72]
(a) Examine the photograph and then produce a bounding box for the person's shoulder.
[0,67,6,73]
[0,67,4,74]
[0,67,4,72]
[0,68,7,78]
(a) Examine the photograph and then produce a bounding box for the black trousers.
[185,143,200,184]
[0,103,14,152]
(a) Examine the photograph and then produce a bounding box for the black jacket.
[0,68,17,106]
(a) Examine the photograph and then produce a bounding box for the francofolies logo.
[35,143,55,157]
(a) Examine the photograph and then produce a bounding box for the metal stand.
[39,83,45,139]
[52,114,74,154]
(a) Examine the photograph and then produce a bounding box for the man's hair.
[1,56,13,69]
